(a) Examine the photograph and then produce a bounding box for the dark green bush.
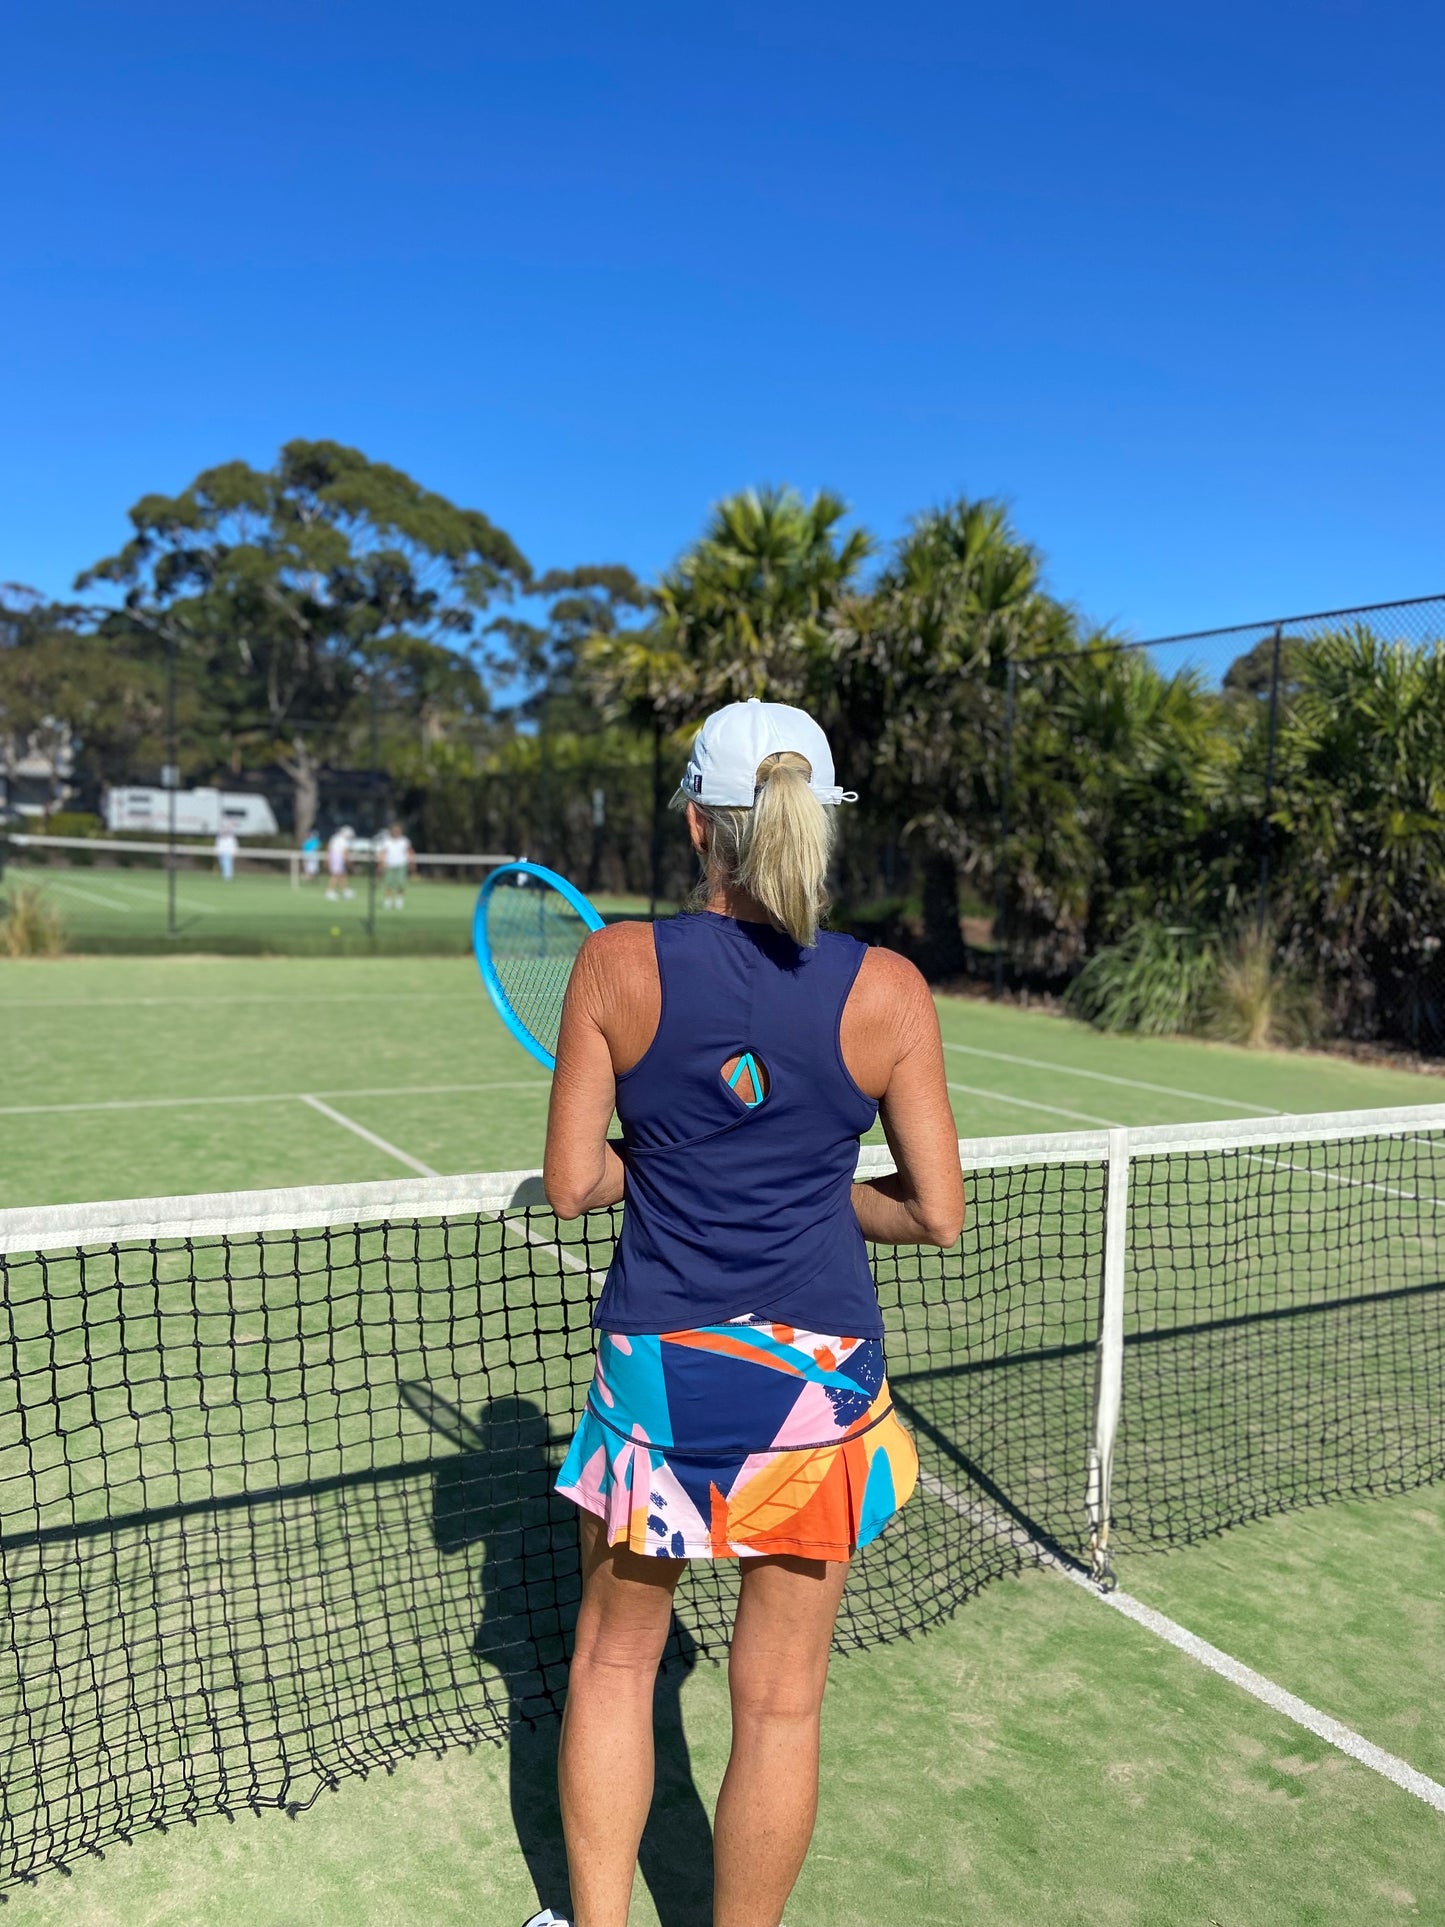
[1065,920,1217,1036]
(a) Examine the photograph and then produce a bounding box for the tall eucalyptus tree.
[78,442,528,838]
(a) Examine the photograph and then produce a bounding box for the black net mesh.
[1,1119,1441,1884]
[1113,1126,1445,1544]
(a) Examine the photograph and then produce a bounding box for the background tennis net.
[1,1104,1441,1886]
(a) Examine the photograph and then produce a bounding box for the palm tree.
[585,486,870,729]
[830,497,1062,975]
[1006,644,1237,973]
[584,488,871,909]
[651,485,871,707]
[1271,625,1445,1045]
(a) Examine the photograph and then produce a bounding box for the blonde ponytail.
[679,749,835,946]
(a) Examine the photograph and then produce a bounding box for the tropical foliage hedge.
[580,491,1445,1050]
[3,454,1441,1048]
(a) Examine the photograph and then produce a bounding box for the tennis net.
[0,1103,1441,1885]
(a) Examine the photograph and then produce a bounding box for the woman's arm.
[848,953,964,1247]
[543,935,627,1219]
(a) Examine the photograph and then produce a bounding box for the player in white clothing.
[377,823,415,910]
[214,827,239,881]
[325,826,355,900]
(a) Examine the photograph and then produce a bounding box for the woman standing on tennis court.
[536,699,964,1927]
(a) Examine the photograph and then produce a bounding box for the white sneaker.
[522,1913,570,1927]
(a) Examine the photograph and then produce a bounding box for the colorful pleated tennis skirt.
[556,1315,918,1561]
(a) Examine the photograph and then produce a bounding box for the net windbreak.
[0,1108,1441,1885]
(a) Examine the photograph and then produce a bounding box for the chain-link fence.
[975,594,1445,1052]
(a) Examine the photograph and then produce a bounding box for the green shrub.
[1,883,67,958]
[1065,920,1216,1036]
[41,811,102,839]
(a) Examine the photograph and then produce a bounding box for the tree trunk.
[919,849,968,980]
[277,734,320,843]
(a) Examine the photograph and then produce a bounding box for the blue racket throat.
[473,862,605,1071]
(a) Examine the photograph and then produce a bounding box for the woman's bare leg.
[713,1554,850,1927]
[558,1513,684,1927]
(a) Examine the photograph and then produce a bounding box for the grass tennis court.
[4,952,1439,1209]
[2,1486,1442,1926]
[3,859,657,958]
[2,955,1442,1925]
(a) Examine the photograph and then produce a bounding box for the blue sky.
[3,0,1441,642]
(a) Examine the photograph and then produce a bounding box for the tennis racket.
[473,861,605,1070]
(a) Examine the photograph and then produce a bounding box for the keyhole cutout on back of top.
[720,1051,769,1109]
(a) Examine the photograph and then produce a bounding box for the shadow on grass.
[427,1391,716,1926]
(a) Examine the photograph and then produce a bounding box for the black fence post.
[165,624,178,942]
[365,666,380,943]
[537,694,551,869]
[648,715,663,921]
[993,655,1017,997]
[1255,624,1284,937]
[589,783,605,895]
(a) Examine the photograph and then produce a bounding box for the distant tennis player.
[376,821,415,911]
[214,825,238,882]
[325,825,354,901]
[536,699,963,1927]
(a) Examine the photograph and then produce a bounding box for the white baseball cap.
[681,699,857,808]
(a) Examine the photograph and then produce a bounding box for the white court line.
[916,1472,1445,1815]
[948,1080,1120,1129]
[1245,1147,1444,1215]
[0,1080,550,1118]
[297,1094,594,1278]
[1084,1581,1445,1813]
[298,1095,439,1178]
[33,877,136,913]
[91,874,219,915]
[76,874,159,906]
[29,872,217,917]
[943,1042,1280,1115]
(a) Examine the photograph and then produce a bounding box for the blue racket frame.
[473,860,606,1070]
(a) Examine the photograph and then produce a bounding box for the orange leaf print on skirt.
[722,1443,836,1545]
[709,1482,732,1557]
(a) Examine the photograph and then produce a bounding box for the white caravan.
[103,787,280,838]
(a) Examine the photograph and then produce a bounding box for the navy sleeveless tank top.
[594,912,883,1338]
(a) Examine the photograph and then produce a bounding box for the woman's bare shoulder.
[573,920,661,1068]
[578,919,657,973]
[840,944,937,1092]
[572,919,660,1008]
[853,944,933,1021]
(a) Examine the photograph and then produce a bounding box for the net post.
[1086,1126,1130,1588]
